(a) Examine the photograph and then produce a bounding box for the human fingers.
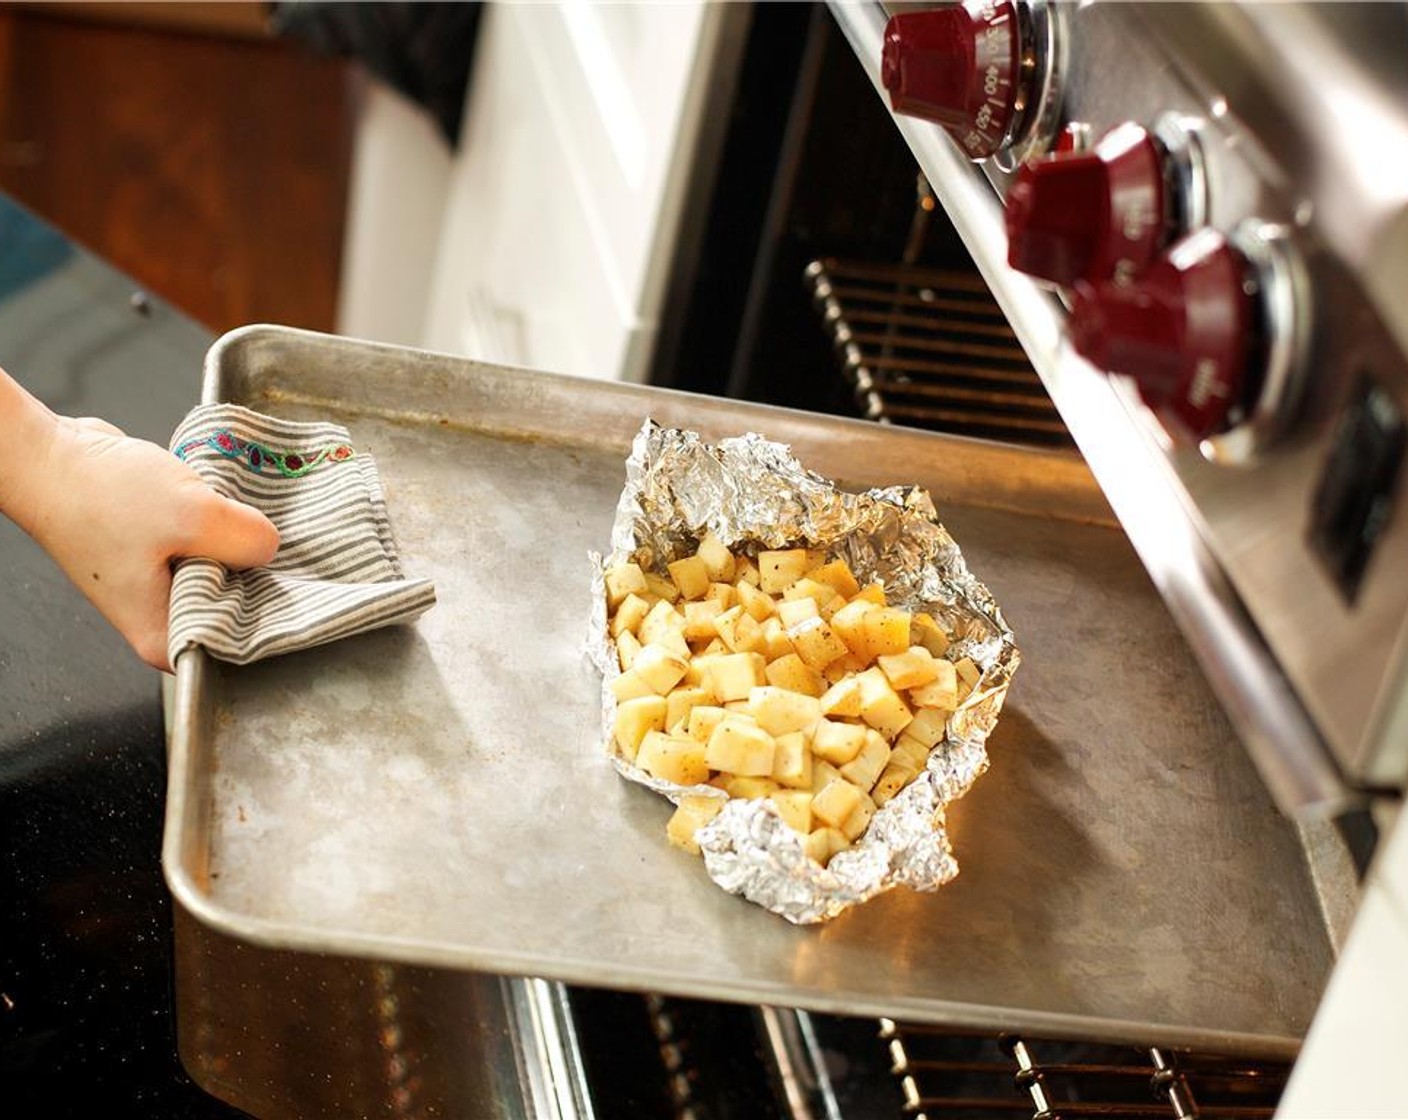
[182,489,281,571]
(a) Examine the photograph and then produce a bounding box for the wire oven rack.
[805,258,1074,449]
[561,988,1292,1120]
[877,1019,1291,1120]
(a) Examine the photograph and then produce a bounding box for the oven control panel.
[841,0,1408,798]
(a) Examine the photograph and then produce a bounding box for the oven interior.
[653,4,1070,456]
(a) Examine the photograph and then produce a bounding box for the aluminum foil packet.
[588,420,1020,924]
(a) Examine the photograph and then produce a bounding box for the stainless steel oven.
[170,3,1408,1116]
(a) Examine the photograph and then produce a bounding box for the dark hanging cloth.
[272,2,484,146]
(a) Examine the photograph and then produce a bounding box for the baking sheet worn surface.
[175,352,1332,1054]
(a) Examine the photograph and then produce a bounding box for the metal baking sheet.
[164,325,1333,1057]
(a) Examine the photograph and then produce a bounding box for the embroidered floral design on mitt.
[174,429,355,478]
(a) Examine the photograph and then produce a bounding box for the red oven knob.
[1069,228,1255,443]
[1006,122,1167,286]
[881,3,1025,160]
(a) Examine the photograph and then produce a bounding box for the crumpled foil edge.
[588,420,1019,924]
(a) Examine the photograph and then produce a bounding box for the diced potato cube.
[787,617,849,670]
[736,580,776,621]
[643,572,680,603]
[840,729,891,791]
[696,638,727,657]
[783,578,838,612]
[704,652,768,702]
[747,686,822,737]
[805,558,861,600]
[777,597,820,628]
[724,775,780,800]
[723,699,752,713]
[852,583,887,605]
[682,599,726,642]
[636,731,710,786]
[878,646,939,690]
[818,676,863,718]
[633,643,690,695]
[811,719,868,765]
[769,790,813,834]
[666,686,716,731]
[863,607,912,659]
[804,827,850,867]
[954,656,981,704]
[912,612,950,657]
[771,730,814,789]
[696,531,736,581]
[909,659,958,711]
[667,556,711,600]
[610,669,654,703]
[616,630,642,670]
[734,555,761,586]
[829,600,876,661]
[856,668,914,740]
[760,618,795,662]
[812,778,864,829]
[686,705,730,744]
[872,761,920,807]
[758,548,812,594]
[890,735,931,772]
[904,707,949,749]
[715,606,766,655]
[809,757,845,793]
[666,796,724,855]
[610,592,651,639]
[764,653,825,697]
[639,600,686,646]
[705,716,776,776]
[613,695,667,761]
[605,562,649,608]
[706,582,736,610]
[839,791,877,841]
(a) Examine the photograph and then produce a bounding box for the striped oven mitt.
[167,403,437,666]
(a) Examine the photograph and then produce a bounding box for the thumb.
[183,491,281,570]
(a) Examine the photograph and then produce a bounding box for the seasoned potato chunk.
[705,652,768,702]
[637,731,710,786]
[604,562,649,608]
[705,716,776,777]
[696,531,737,581]
[614,695,668,761]
[747,686,822,737]
[812,779,864,829]
[667,556,711,600]
[667,796,725,854]
[758,548,812,594]
[771,730,814,789]
[811,719,867,766]
[769,790,813,834]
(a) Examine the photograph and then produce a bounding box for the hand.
[10,409,279,671]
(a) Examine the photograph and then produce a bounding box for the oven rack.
[878,1019,1291,1120]
[806,258,1074,449]
[744,1001,1292,1120]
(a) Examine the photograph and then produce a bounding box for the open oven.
[169,3,1407,1117]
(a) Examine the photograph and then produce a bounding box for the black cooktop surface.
[0,195,247,1119]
